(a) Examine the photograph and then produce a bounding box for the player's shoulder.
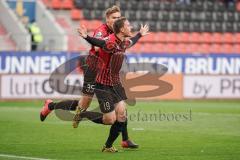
[93,24,105,38]
[100,34,117,53]
[105,33,116,42]
[95,24,106,32]
[94,24,111,37]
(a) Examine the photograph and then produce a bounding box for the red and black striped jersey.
[96,34,133,86]
[86,24,113,71]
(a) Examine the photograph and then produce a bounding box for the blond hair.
[105,5,121,18]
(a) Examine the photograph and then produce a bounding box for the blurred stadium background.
[0,0,240,160]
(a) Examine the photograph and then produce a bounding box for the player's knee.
[103,117,116,125]
[116,107,127,122]
[115,102,126,121]
[117,111,127,122]
[103,114,116,125]
[115,101,126,111]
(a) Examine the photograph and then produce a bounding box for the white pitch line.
[0,154,54,160]
[132,127,145,131]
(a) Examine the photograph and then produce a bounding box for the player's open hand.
[139,24,149,36]
[77,25,88,38]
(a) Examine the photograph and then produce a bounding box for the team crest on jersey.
[95,32,103,38]
[105,41,115,50]
[103,37,109,41]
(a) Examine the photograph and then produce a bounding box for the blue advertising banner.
[0,51,240,75]
[127,53,240,75]
[0,52,67,74]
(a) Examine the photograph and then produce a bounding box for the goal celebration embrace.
[40,5,149,153]
[1,0,239,159]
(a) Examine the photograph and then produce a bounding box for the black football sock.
[48,100,79,111]
[105,121,125,148]
[122,119,129,141]
[80,111,103,124]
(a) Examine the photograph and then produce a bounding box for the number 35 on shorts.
[86,84,95,93]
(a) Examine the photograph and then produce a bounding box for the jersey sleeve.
[84,36,115,54]
[93,29,105,40]
[84,35,106,47]
[125,32,142,49]
[124,39,133,49]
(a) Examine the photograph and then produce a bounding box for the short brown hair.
[105,5,121,18]
[113,17,127,34]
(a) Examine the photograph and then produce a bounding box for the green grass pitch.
[0,100,240,160]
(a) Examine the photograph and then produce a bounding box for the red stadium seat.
[91,20,102,30]
[71,9,83,20]
[51,0,61,9]
[167,32,179,43]
[141,43,161,53]
[233,44,240,53]
[178,32,190,43]
[235,33,240,43]
[190,32,201,43]
[142,43,155,53]
[188,43,199,53]
[221,44,234,53]
[155,43,165,53]
[147,33,156,42]
[139,32,154,43]
[128,42,142,53]
[84,21,93,30]
[200,32,212,43]
[62,0,73,9]
[156,32,168,43]
[222,33,234,44]
[80,20,102,31]
[176,43,188,53]
[199,43,211,54]
[151,43,162,53]
[152,33,161,43]
[165,43,177,53]
[210,44,221,53]
[212,33,222,43]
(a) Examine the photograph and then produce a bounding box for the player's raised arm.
[127,24,149,48]
[77,25,106,48]
[78,25,116,53]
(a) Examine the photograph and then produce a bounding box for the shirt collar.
[105,24,113,34]
[114,34,122,44]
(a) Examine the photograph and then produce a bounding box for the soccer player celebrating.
[76,17,149,152]
[39,6,138,149]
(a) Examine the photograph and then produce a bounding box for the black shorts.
[82,67,97,96]
[95,83,127,113]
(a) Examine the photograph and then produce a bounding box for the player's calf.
[72,106,86,128]
[72,96,92,128]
